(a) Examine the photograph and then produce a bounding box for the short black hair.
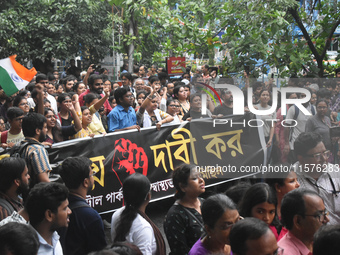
[84,93,100,105]
[57,93,72,104]
[59,157,92,190]
[281,188,321,230]
[133,65,140,73]
[35,74,48,83]
[172,164,196,199]
[294,132,323,157]
[149,76,160,84]
[7,107,24,121]
[121,72,132,82]
[88,74,103,86]
[22,112,46,138]
[314,225,340,255]
[158,72,168,81]
[25,182,69,227]
[0,157,26,193]
[317,88,331,99]
[0,222,39,255]
[230,218,270,255]
[114,87,129,105]
[13,96,27,108]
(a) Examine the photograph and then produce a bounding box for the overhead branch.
[320,17,340,60]
[289,7,321,60]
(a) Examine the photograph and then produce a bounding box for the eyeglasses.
[220,216,244,230]
[89,170,97,177]
[303,210,329,222]
[304,150,331,161]
[273,247,284,255]
[135,83,144,86]
[169,105,180,108]
[19,103,29,106]
[0,123,5,126]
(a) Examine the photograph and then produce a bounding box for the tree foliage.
[0,0,112,71]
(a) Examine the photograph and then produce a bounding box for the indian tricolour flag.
[0,55,37,96]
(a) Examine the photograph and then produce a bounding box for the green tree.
[0,0,112,72]
[216,0,340,77]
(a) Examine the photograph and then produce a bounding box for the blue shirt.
[107,105,137,132]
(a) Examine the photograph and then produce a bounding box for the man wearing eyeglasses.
[293,132,340,224]
[279,188,329,255]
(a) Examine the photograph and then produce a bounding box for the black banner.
[47,114,265,215]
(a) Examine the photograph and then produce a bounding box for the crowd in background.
[0,60,340,255]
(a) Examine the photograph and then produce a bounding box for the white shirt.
[111,207,157,255]
[36,230,63,255]
[285,103,315,150]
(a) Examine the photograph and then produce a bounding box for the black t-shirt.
[213,104,233,116]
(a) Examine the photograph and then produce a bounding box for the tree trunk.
[128,16,134,73]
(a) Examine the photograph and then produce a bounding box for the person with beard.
[21,112,51,187]
[26,182,71,255]
[59,157,107,254]
[0,157,29,221]
[213,89,234,116]
[79,74,112,114]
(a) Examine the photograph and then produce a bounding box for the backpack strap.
[311,105,316,115]
[69,200,90,210]
[1,131,8,144]
[293,105,299,120]
[0,198,15,216]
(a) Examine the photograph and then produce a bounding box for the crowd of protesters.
[0,60,340,255]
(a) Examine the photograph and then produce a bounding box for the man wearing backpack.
[284,88,316,163]
[21,112,51,187]
[0,157,29,220]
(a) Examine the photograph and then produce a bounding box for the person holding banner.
[164,164,205,255]
[111,173,166,255]
[107,87,140,133]
[136,86,173,130]
[173,83,190,117]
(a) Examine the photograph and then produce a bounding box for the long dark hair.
[114,173,151,242]
[44,108,63,143]
[239,183,281,230]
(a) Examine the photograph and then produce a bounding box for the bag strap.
[1,131,8,144]
[174,202,205,229]
[0,198,15,216]
[68,200,90,210]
